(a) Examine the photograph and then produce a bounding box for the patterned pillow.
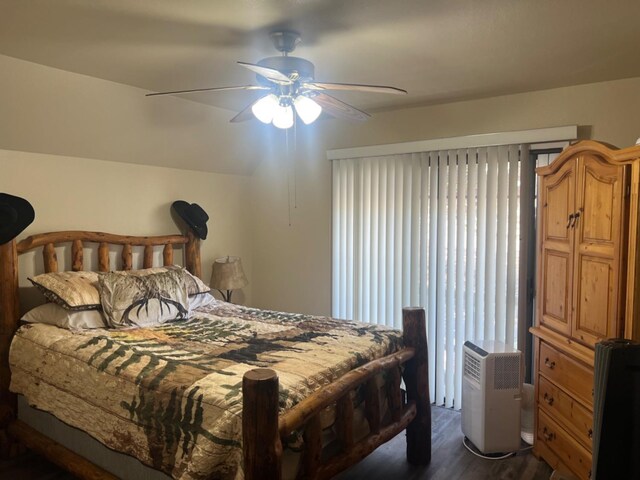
[135,266,211,297]
[29,271,101,311]
[98,269,190,328]
[29,266,209,312]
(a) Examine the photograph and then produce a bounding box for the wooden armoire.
[531,140,640,479]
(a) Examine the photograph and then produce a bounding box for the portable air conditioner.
[461,340,523,454]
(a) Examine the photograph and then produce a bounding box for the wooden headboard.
[0,229,202,437]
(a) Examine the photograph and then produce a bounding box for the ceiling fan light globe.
[294,95,322,125]
[272,104,294,129]
[251,94,279,124]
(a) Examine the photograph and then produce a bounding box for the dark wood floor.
[0,406,552,480]
[337,406,552,480]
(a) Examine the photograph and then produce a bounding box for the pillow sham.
[137,266,211,297]
[29,266,209,312]
[188,291,216,312]
[21,302,107,329]
[28,271,101,311]
[98,269,190,328]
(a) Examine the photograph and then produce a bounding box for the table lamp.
[210,256,248,303]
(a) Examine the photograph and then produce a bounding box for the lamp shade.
[210,256,248,291]
[272,104,294,129]
[251,94,279,124]
[294,95,322,124]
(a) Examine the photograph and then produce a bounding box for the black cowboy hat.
[171,201,209,240]
[0,193,35,245]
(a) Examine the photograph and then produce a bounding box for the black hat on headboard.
[0,193,35,245]
[171,201,209,240]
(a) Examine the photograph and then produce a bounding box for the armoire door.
[571,154,628,347]
[538,159,576,336]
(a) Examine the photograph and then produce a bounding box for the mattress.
[9,301,403,480]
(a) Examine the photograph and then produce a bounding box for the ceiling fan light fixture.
[251,94,279,124]
[272,104,294,129]
[294,95,322,125]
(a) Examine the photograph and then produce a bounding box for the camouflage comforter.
[9,300,403,479]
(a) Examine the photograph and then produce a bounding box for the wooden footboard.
[242,307,431,480]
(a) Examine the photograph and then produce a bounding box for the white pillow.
[22,303,108,330]
[189,292,215,312]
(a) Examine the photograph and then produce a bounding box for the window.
[332,145,530,408]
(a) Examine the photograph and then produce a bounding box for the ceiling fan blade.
[229,99,260,123]
[237,61,292,85]
[146,85,269,97]
[312,93,370,121]
[303,82,407,95]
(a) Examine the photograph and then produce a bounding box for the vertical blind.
[332,144,529,409]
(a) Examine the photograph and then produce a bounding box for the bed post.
[184,230,202,279]
[402,307,431,465]
[243,368,282,480]
[0,240,19,457]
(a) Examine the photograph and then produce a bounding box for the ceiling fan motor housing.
[256,56,315,85]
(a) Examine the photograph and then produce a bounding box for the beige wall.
[250,77,640,316]
[0,54,259,176]
[0,54,254,303]
[0,149,253,304]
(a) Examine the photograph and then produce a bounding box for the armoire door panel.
[543,168,574,243]
[573,155,626,347]
[577,156,623,247]
[581,168,616,243]
[538,160,575,337]
[541,250,571,335]
[573,256,615,346]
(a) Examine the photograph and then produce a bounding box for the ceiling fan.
[146,30,407,129]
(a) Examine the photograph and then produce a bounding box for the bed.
[0,229,431,479]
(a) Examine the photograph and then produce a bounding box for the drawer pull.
[542,427,556,442]
[543,393,554,406]
[544,358,556,369]
[588,428,593,439]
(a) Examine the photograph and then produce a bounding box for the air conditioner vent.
[464,351,481,383]
[493,355,520,390]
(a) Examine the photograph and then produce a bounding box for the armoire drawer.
[539,342,593,407]
[538,375,593,451]
[538,409,592,480]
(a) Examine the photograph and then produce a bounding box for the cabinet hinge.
[626,184,631,197]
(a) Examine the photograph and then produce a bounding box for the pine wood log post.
[335,394,354,452]
[163,244,174,266]
[402,307,431,465]
[98,243,109,272]
[43,243,58,273]
[71,240,83,271]
[387,366,403,422]
[243,368,282,480]
[121,244,132,271]
[143,245,153,268]
[185,231,202,279]
[0,240,19,457]
[299,414,322,479]
[364,377,381,434]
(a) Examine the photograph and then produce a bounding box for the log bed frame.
[0,229,431,479]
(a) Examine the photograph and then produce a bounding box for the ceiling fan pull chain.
[286,127,292,227]
[293,118,298,210]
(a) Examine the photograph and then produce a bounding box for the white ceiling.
[1,0,640,117]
